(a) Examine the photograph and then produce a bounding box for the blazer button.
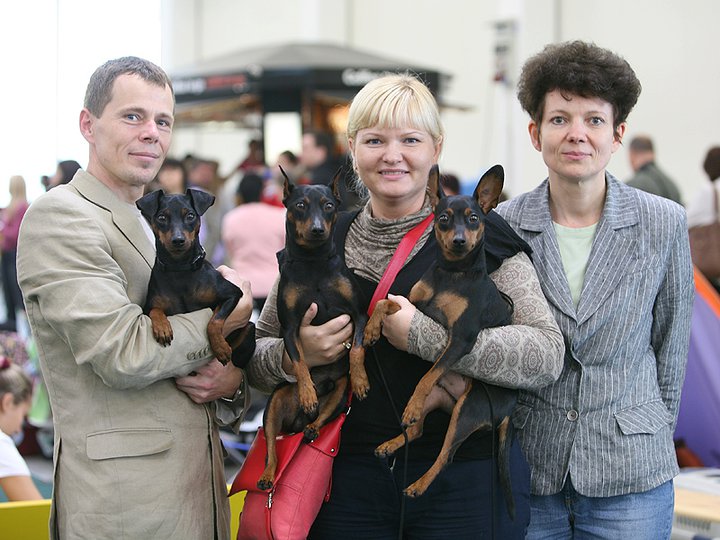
[566,409,579,422]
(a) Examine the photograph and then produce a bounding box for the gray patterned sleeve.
[244,279,297,394]
[408,252,564,389]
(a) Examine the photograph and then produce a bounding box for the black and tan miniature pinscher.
[365,164,518,518]
[256,168,368,491]
[137,188,256,368]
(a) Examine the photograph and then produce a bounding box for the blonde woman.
[1,176,29,331]
[247,74,564,539]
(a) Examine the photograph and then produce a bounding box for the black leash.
[371,347,409,540]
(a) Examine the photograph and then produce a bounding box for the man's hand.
[217,265,253,336]
[175,359,243,404]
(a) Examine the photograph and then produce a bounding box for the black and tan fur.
[257,169,368,491]
[137,188,255,368]
[365,165,518,517]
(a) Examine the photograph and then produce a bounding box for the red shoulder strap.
[367,213,434,315]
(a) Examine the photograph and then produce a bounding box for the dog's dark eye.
[468,214,479,223]
[185,212,196,222]
[156,215,167,224]
[324,202,335,212]
[295,202,306,210]
[437,214,449,224]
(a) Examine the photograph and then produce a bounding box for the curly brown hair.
[517,41,641,135]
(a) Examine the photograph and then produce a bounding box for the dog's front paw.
[374,441,396,458]
[351,378,370,400]
[362,322,382,346]
[298,385,318,416]
[401,402,422,428]
[403,480,428,498]
[303,424,320,442]
[209,335,232,365]
[152,322,173,346]
[257,476,274,491]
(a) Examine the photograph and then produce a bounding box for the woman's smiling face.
[349,125,441,219]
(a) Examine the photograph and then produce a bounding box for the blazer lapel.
[575,175,639,324]
[70,171,156,268]
[517,181,577,321]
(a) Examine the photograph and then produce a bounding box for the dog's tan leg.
[207,315,232,364]
[402,359,450,427]
[257,387,293,491]
[288,343,318,415]
[304,376,348,441]
[149,307,173,345]
[348,345,369,399]
[403,383,472,498]
[375,419,424,458]
[363,299,401,346]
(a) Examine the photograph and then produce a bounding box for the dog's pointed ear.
[279,165,294,205]
[187,188,215,216]
[427,164,443,210]
[330,166,344,203]
[473,164,505,215]
[136,189,163,221]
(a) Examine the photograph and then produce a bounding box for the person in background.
[145,157,188,195]
[17,56,253,539]
[47,160,82,190]
[496,40,694,539]
[187,158,225,265]
[235,138,266,174]
[0,356,42,501]
[300,130,342,185]
[626,135,683,205]
[222,172,285,314]
[300,130,360,211]
[0,176,29,332]
[686,146,720,228]
[246,73,564,539]
[439,172,460,196]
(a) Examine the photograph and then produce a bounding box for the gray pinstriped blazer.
[496,173,694,497]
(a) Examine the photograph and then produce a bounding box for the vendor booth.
[169,41,451,160]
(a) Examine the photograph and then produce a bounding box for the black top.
[334,209,531,460]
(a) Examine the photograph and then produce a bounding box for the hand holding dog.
[379,294,417,352]
[175,359,244,404]
[216,265,253,336]
[280,303,353,375]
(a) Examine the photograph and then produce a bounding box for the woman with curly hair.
[496,41,694,539]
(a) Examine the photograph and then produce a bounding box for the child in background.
[0,355,42,500]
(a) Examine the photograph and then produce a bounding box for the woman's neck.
[548,173,606,227]
[369,195,426,221]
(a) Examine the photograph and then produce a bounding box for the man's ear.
[79,109,95,144]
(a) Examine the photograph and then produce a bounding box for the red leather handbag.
[230,406,347,540]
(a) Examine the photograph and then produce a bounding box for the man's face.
[80,73,174,201]
[300,134,327,168]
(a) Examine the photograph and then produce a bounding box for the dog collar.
[155,246,207,272]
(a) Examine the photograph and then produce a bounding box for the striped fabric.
[496,173,695,497]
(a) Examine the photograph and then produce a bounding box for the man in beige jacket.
[17,57,252,539]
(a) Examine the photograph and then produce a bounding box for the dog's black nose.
[453,236,466,246]
[172,236,186,246]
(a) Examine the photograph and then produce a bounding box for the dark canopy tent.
[170,41,452,131]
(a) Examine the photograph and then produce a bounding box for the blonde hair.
[9,176,26,200]
[346,74,444,146]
